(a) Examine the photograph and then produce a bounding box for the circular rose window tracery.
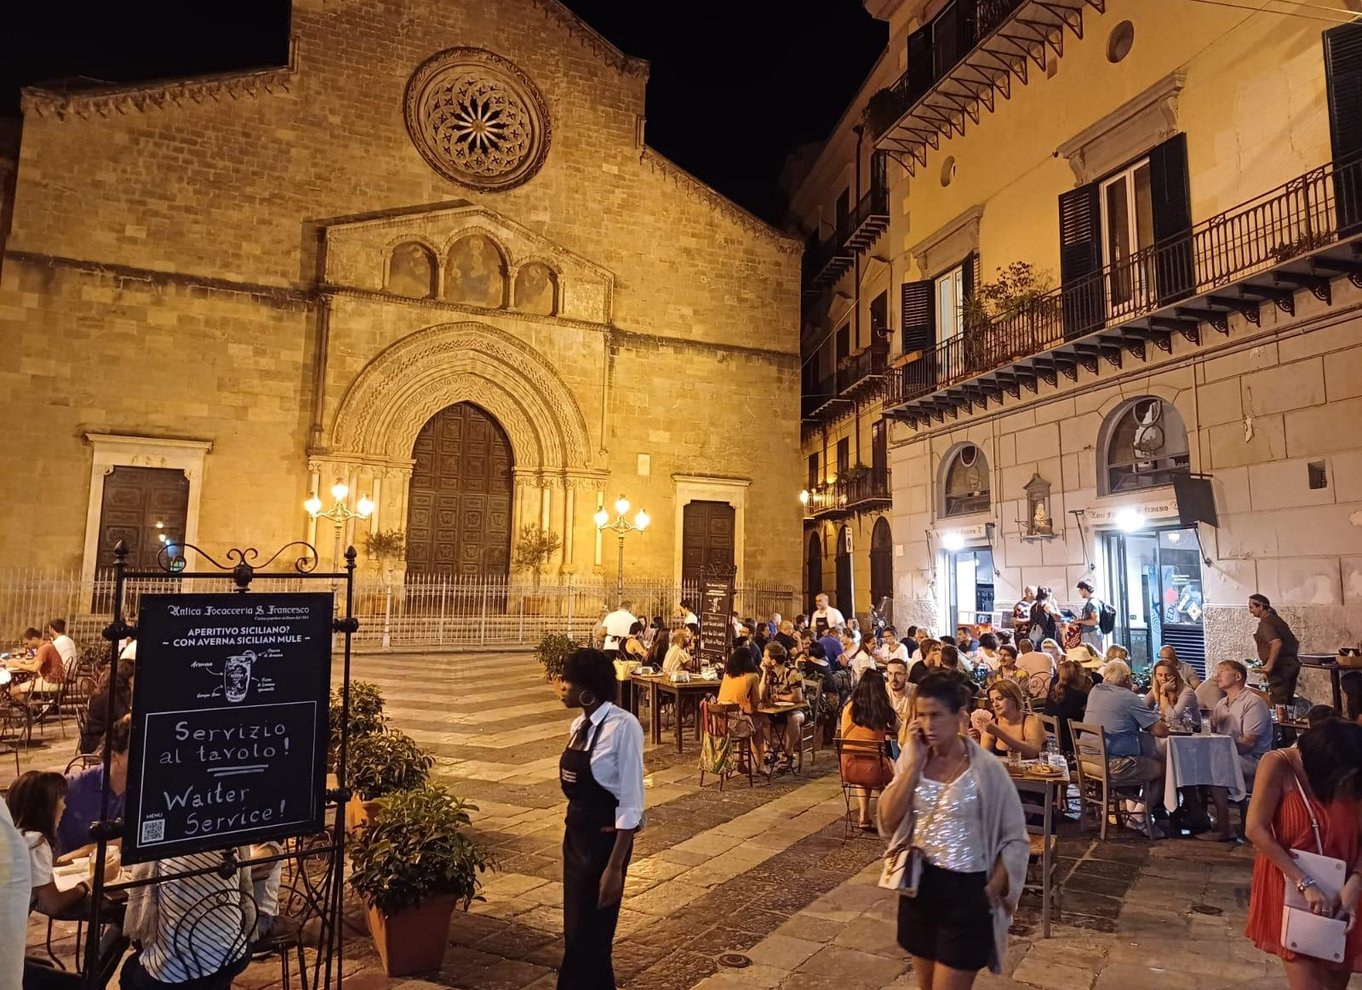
[404,48,551,191]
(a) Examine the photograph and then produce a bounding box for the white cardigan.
[878,736,1030,974]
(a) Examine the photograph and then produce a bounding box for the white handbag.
[1279,775,1349,963]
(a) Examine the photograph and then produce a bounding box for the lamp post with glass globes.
[305,481,375,584]
[594,495,650,607]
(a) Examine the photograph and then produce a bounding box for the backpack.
[1098,599,1117,635]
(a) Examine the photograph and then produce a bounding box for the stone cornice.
[909,204,984,277]
[1057,71,1188,184]
[531,0,650,77]
[640,148,804,253]
[20,40,297,120]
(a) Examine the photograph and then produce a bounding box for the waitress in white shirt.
[556,649,645,989]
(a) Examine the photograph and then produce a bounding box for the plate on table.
[1025,763,1065,778]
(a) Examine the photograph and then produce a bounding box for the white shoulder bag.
[1279,774,1349,963]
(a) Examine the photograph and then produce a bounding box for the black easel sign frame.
[697,565,736,668]
[122,591,333,864]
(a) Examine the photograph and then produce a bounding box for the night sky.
[0,1,885,223]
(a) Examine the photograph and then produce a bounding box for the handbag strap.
[1291,771,1326,857]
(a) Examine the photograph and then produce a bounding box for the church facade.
[0,0,803,594]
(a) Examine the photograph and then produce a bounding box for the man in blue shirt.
[57,716,129,858]
[1082,660,1168,813]
[818,629,844,668]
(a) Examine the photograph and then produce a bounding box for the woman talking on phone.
[878,673,1029,989]
[556,648,645,989]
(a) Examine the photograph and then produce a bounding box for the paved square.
[25,650,1362,988]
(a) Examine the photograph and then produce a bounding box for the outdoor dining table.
[1299,655,1349,713]
[1163,731,1247,810]
[630,673,720,753]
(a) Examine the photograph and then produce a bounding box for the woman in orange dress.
[839,668,897,831]
[1245,719,1362,989]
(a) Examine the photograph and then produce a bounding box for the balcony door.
[1100,158,1155,318]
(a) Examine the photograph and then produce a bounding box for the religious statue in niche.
[1023,473,1055,539]
[386,241,437,299]
[514,262,557,315]
[445,234,505,308]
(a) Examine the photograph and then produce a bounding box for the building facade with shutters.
[0,0,804,600]
[847,0,1362,672]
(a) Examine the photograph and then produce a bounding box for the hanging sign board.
[697,579,734,668]
[122,592,333,864]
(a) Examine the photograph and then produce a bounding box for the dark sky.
[0,1,884,223]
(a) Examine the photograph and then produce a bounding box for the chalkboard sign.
[697,579,733,668]
[122,593,333,864]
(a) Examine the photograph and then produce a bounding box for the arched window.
[942,444,990,517]
[806,531,823,611]
[1101,396,1190,494]
[835,525,853,619]
[513,262,558,315]
[445,234,507,308]
[386,241,437,298]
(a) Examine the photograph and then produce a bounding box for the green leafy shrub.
[348,730,434,801]
[535,632,578,683]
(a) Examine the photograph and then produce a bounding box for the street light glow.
[305,494,323,516]
[614,495,630,516]
[1116,508,1146,533]
[594,507,610,528]
[635,508,650,531]
[330,480,349,502]
[941,531,966,552]
[799,489,809,506]
[356,495,375,518]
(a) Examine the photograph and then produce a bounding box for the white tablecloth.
[1164,733,1247,809]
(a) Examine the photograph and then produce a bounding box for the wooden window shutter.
[1057,183,1104,339]
[1148,133,1194,304]
[1326,23,1362,235]
[961,250,978,302]
[901,279,936,354]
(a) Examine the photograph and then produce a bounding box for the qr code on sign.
[140,818,165,844]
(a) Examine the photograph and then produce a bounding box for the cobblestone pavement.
[24,650,1362,988]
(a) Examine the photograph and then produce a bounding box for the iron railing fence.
[888,154,1362,409]
[805,464,892,518]
[0,568,799,651]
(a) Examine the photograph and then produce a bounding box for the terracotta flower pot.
[365,895,458,976]
[345,794,383,832]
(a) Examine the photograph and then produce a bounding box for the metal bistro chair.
[834,736,894,842]
[1069,720,1156,840]
[0,704,23,781]
[698,699,755,790]
[796,679,822,772]
[1015,777,1063,937]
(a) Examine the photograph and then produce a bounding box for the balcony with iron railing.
[802,170,892,299]
[869,0,1103,177]
[805,464,893,519]
[803,340,891,421]
[885,154,1362,425]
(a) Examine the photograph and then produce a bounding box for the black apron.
[558,714,630,990]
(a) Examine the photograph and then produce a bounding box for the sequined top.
[913,767,987,873]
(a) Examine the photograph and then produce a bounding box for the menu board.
[122,593,333,864]
[697,579,733,668]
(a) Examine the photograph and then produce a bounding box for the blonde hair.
[1105,644,1130,662]
[988,678,1027,714]
[670,628,689,647]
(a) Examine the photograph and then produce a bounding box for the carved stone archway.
[322,321,594,572]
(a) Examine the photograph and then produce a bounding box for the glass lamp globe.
[593,508,610,528]
[614,496,630,516]
[330,481,349,502]
[356,495,375,518]
[634,509,650,531]
[304,494,323,515]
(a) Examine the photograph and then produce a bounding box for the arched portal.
[405,402,514,577]
[806,531,823,613]
[869,517,892,613]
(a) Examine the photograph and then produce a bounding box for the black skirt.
[896,862,992,973]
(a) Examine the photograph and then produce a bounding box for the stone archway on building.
[324,322,593,575]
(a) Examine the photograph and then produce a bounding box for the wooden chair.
[834,736,894,841]
[698,699,754,790]
[1015,777,1062,937]
[796,679,822,771]
[1069,720,1155,840]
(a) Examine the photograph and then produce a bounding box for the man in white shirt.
[601,602,637,658]
[884,658,912,750]
[48,618,77,675]
[678,600,698,626]
[810,594,846,633]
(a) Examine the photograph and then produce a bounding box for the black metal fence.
[888,154,1362,408]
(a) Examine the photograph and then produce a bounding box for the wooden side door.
[681,501,735,587]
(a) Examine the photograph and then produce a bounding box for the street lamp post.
[305,480,375,586]
[594,494,650,607]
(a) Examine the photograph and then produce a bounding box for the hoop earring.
[579,690,597,708]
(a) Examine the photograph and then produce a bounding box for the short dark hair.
[22,628,41,641]
[561,648,617,705]
[629,621,644,635]
[978,632,998,651]
[1077,579,1094,593]
[48,618,67,635]
[1299,719,1362,803]
[1249,593,1271,608]
[999,644,1018,662]
[765,642,789,663]
[725,648,749,678]
[940,644,960,667]
[914,671,971,713]
[7,771,67,847]
[808,641,827,660]
[1342,671,1362,722]
[680,600,694,610]
[1305,705,1336,730]
[110,714,132,755]
[905,625,918,638]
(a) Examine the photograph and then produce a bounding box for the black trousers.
[1266,657,1300,706]
[559,824,630,989]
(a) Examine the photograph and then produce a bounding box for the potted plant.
[329,680,386,763]
[962,262,1056,373]
[346,729,433,829]
[513,524,562,614]
[863,87,901,138]
[535,632,577,684]
[363,528,406,574]
[349,784,495,976]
